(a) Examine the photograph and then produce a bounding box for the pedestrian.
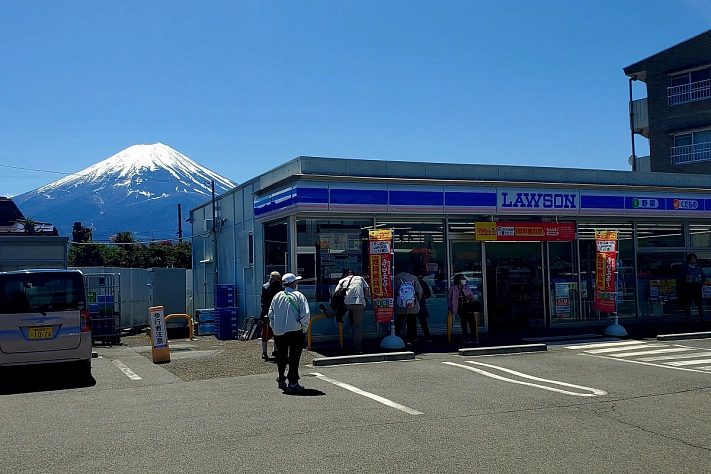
[416,270,433,343]
[336,269,370,354]
[448,274,477,344]
[268,273,310,393]
[260,271,283,360]
[680,253,706,324]
[394,267,423,346]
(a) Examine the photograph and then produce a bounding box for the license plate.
[29,327,53,339]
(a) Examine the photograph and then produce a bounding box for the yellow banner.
[475,222,497,241]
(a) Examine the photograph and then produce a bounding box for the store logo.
[500,192,576,209]
[632,198,659,209]
[673,199,699,210]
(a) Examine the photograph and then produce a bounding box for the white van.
[0,269,92,376]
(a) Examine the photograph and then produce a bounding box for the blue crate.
[97,294,115,304]
[214,294,236,308]
[214,284,235,296]
[196,322,215,336]
[89,303,99,314]
[195,308,216,323]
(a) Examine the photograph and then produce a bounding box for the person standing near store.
[260,271,283,361]
[448,274,477,344]
[334,269,370,354]
[268,273,310,393]
[416,270,433,343]
[394,268,423,347]
[680,253,706,324]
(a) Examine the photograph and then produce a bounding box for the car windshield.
[0,273,86,314]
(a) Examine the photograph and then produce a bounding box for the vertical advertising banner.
[594,231,618,313]
[369,229,394,324]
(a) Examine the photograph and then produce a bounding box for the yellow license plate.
[29,327,53,339]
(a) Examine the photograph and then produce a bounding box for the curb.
[312,351,415,366]
[459,343,547,356]
[656,331,711,341]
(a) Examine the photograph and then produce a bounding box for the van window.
[0,273,86,314]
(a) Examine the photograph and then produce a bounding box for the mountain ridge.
[13,143,236,241]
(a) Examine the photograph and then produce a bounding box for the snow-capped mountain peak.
[14,143,236,241]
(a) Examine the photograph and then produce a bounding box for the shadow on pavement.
[0,364,96,395]
[282,388,325,397]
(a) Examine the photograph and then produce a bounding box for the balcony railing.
[671,141,711,165]
[668,79,711,105]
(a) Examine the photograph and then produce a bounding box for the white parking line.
[639,352,711,362]
[586,344,664,354]
[665,358,711,367]
[310,372,423,415]
[442,361,607,397]
[113,360,142,380]
[565,340,649,350]
[583,354,711,374]
[610,347,695,358]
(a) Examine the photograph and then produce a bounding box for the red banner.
[475,222,576,241]
[369,230,394,324]
[594,231,618,313]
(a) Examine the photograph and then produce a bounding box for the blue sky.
[1,1,710,197]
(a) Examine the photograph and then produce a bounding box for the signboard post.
[594,231,627,337]
[369,229,404,350]
[149,305,171,363]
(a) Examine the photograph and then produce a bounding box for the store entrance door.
[484,241,545,329]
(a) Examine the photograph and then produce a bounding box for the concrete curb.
[312,351,415,366]
[657,331,711,341]
[459,343,547,356]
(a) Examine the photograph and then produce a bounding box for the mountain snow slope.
[13,143,236,241]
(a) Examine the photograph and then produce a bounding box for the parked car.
[0,269,92,376]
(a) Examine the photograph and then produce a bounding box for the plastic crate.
[195,308,216,323]
[196,321,215,336]
[214,294,236,308]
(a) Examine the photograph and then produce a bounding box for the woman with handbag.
[447,273,478,344]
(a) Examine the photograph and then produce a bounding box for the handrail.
[164,313,194,340]
[307,313,343,350]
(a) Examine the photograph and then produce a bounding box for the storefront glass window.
[380,219,447,334]
[578,222,635,321]
[636,252,686,319]
[636,222,684,248]
[264,219,289,276]
[549,241,579,325]
[295,218,374,338]
[689,224,711,248]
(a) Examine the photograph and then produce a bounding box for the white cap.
[281,273,302,284]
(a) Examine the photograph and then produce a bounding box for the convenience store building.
[189,157,711,341]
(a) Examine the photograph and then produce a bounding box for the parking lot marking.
[113,360,142,380]
[584,354,711,374]
[610,347,695,358]
[638,352,711,362]
[565,340,649,350]
[665,358,711,367]
[586,343,664,354]
[442,361,607,397]
[310,372,423,415]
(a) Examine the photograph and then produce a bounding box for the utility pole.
[177,203,183,243]
[212,181,218,288]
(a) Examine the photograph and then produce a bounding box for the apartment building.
[624,30,711,173]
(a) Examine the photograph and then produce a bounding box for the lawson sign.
[498,188,578,213]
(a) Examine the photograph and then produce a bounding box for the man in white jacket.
[268,273,311,392]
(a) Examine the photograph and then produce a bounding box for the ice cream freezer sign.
[369,229,394,324]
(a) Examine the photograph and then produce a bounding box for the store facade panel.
[192,157,711,344]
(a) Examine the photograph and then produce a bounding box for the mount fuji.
[12,143,236,241]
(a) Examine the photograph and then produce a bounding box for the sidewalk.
[309,319,711,357]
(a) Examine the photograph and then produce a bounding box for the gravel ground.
[120,332,316,382]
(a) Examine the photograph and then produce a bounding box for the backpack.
[397,279,416,309]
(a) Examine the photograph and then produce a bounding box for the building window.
[668,68,711,105]
[671,129,711,165]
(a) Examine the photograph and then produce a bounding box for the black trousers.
[273,330,305,384]
[683,290,705,321]
[395,313,417,343]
